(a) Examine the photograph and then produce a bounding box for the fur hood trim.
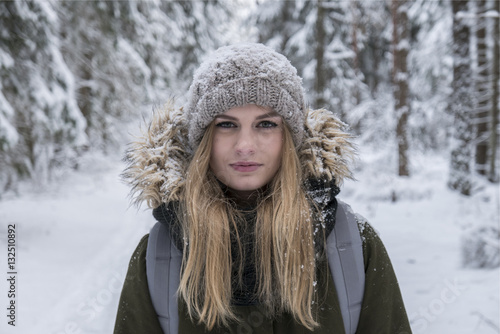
[123,102,356,208]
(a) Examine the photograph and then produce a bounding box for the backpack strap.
[327,199,366,334]
[146,222,181,334]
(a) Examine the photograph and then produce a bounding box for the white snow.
[341,148,500,334]
[0,152,153,334]
[0,146,499,333]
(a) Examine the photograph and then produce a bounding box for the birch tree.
[474,0,490,175]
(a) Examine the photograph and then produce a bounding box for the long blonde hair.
[178,120,320,330]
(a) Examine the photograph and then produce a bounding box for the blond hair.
[178,121,320,330]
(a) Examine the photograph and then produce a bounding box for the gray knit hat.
[186,43,306,149]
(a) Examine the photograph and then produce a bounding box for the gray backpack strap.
[327,200,366,334]
[146,222,182,334]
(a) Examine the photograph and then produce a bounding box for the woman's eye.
[258,120,278,128]
[215,121,236,128]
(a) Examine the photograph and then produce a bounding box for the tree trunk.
[279,1,293,52]
[475,0,490,175]
[489,0,499,182]
[314,0,326,109]
[449,0,473,196]
[392,0,410,176]
[350,0,360,105]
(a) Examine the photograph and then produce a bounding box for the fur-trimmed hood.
[123,102,356,209]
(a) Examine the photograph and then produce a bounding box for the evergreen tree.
[407,0,453,152]
[0,0,233,191]
[59,0,232,149]
[0,50,17,153]
[59,1,154,150]
[0,0,87,190]
[339,1,394,147]
[251,0,368,117]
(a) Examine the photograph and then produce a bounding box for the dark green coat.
[117,106,412,333]
[113,220,412,334]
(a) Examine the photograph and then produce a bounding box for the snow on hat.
[186,43,306,149]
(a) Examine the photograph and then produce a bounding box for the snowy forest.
[0,0,499,333]
[1,0,499,195]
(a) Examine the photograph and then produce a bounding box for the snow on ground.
[0,147,499,334]
[341,148,500,334]
[0,152,153,334]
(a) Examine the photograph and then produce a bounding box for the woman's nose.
[234,128,256,155]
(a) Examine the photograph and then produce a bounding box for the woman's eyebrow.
[214,114,238,120]
[215,111,280,121]
[256,111,280,120]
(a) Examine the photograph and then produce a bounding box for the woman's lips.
[230,162,262,172]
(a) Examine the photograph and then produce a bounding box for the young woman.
[114,43,412,334]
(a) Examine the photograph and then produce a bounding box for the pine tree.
[343,1,394,143]
[448,0,474,196]
[0,49,17,154]
[0,0,233,191]
[406,0,453,152]
[251,0,367,117]
[354,1,391,98]
[59,0,232,149]
[0,0,87,190]
[59,1,152,149]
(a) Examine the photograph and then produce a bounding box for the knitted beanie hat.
[186,43,306,149]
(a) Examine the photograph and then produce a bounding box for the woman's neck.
[225,188,260,208]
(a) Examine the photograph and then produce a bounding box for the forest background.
[0,0,499,333]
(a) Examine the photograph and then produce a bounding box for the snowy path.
[0,153,499,334]
[0,156,153,334]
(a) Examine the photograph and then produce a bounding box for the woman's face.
[210,104,283,197]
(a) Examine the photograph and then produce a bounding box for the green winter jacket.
[115,105,412,333]
[113,219,411,334]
